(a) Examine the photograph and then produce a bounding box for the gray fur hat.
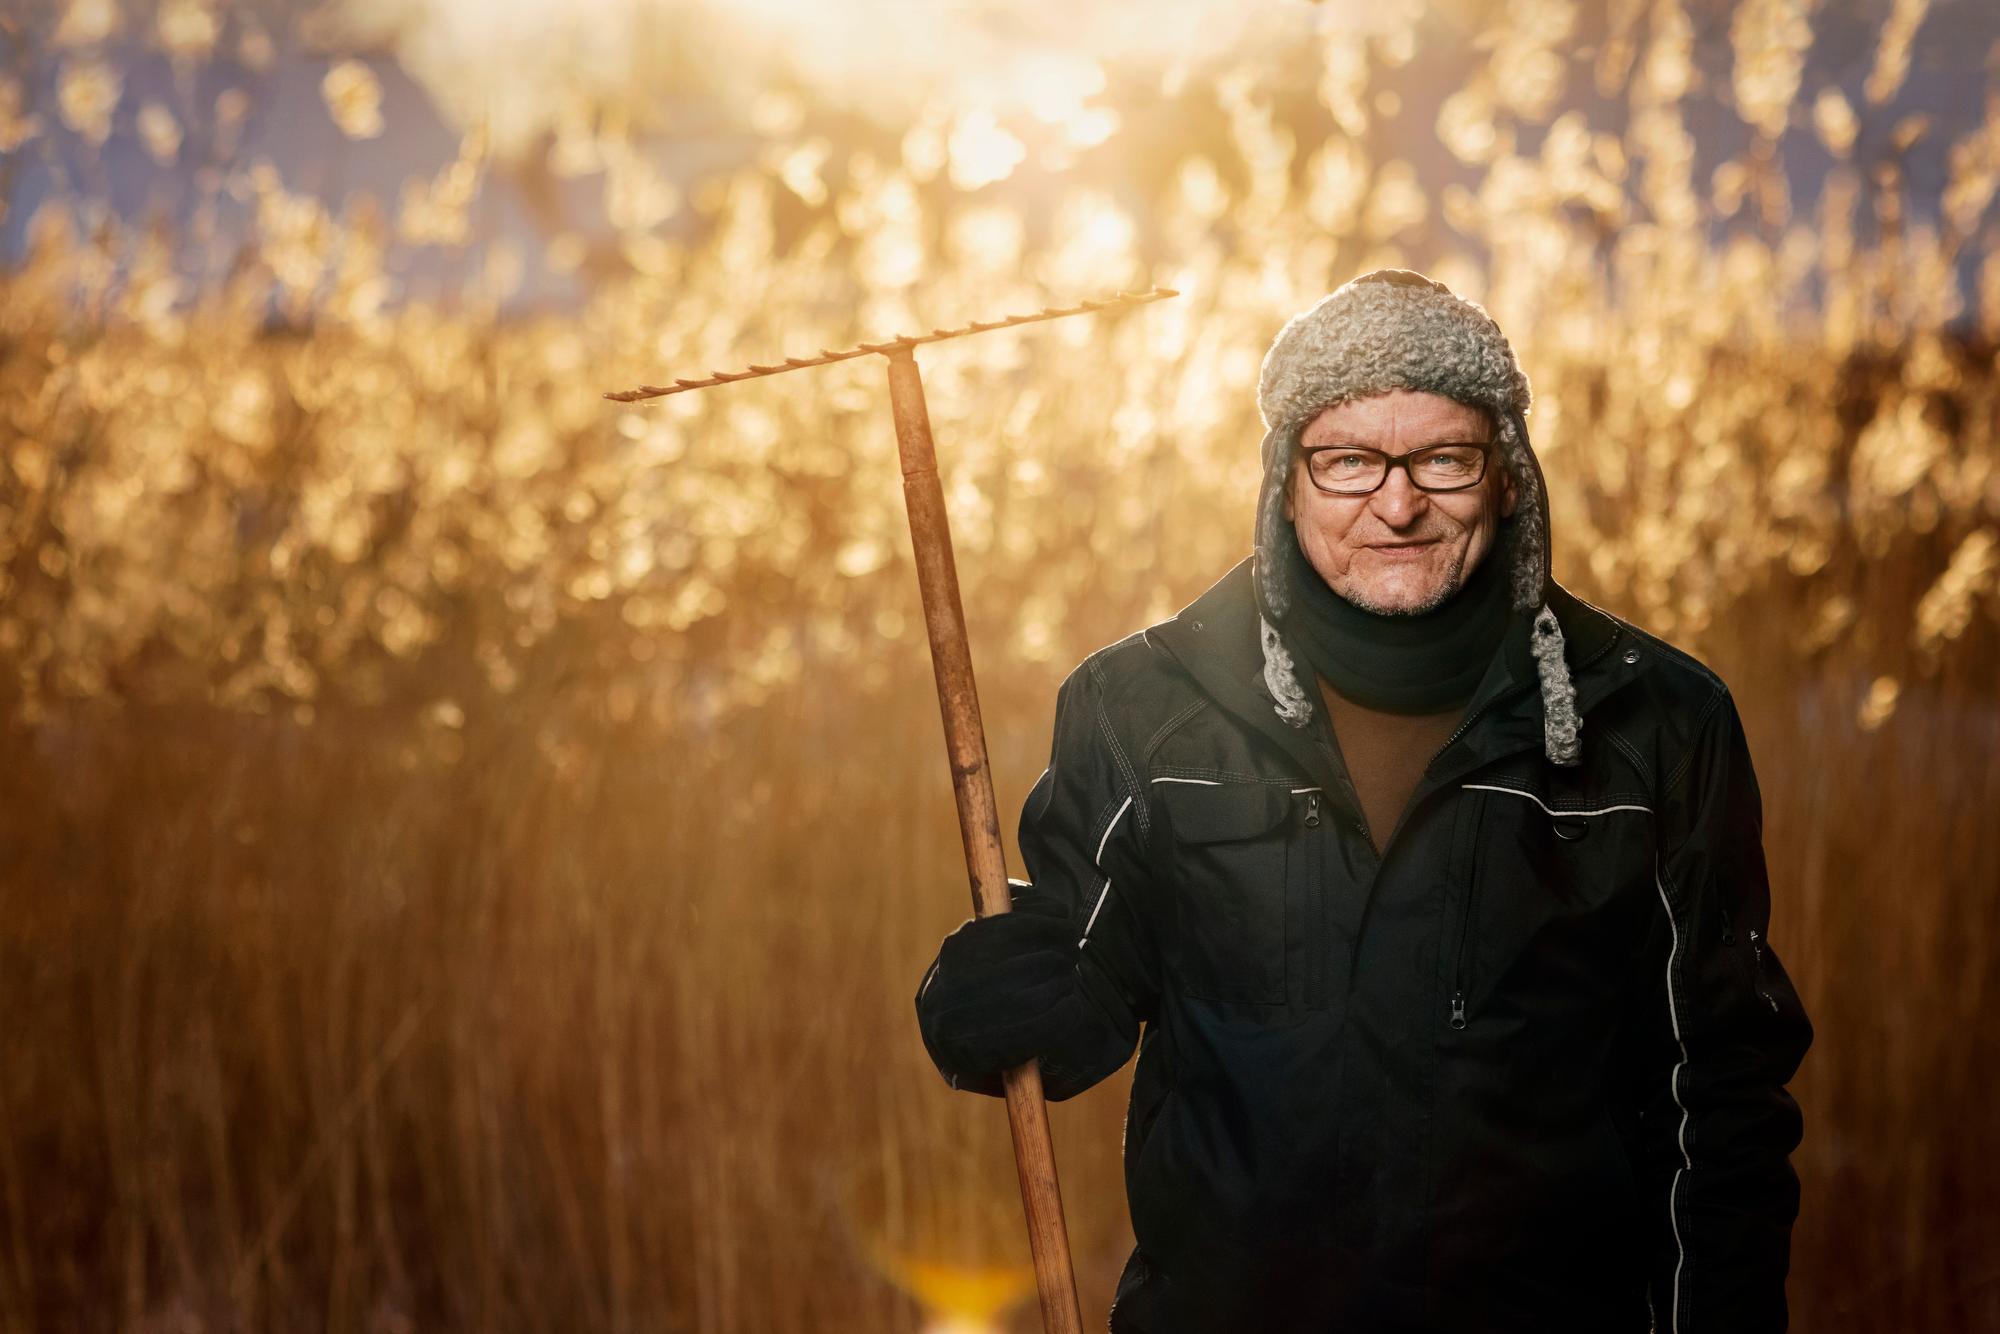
[1252,268,1581,766]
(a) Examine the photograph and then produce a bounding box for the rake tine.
[602,285,1177,402]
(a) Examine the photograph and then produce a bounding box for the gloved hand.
[915,887,1083,1096]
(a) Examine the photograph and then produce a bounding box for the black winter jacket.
[916,557,1813,1333]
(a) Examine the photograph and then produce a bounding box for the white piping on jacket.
[1654,855,1692,1333]
[1079,795,1134,948]
[1095,795,1133,865]
[1462,783,1653,817]
[1147,777,1324,796]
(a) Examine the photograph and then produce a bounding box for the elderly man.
[914,270,1813,1333]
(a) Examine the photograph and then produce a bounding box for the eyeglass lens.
[1308,445,1487,494]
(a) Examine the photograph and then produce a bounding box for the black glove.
[915,888,1085,1096]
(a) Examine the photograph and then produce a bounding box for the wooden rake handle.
[885,346,1086,1334]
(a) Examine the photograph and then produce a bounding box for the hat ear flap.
[1532,604,1582,766]
[1253,423,1315,730]
[1261,614,1315,729]
[1253,424,1296,621]
[1493,409,1547,613]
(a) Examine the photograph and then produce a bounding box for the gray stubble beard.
[1333,544,1471,617]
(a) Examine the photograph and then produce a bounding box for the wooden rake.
[604,285,1177,1332]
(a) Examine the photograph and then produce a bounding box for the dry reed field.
[3,1,2000,1330]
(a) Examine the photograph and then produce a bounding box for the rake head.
[602,286,1177,403]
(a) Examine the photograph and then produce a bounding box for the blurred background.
[2,0,1998,1330]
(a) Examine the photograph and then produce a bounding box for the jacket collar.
[1144,556,1645,794]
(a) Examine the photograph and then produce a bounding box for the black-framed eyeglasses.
[1299,442,1494,496]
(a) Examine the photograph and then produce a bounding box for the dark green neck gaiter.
[1279,524,1515,715]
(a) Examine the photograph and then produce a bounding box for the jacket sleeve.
[915,653,1165,1101]
[1630,682,1814,1334]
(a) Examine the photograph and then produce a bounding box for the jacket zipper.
[1721,908,1782,1012]
[1434,626,1625,1029]
[1746,926,1781,1012]
[1302,790,1325,1006]
[1435,703,1508,1029]
[1307,715,1378,848]
[1448,776,1496,1032]
[1447,802,1483,1030]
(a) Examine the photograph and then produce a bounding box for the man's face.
[1283,388,1517,616]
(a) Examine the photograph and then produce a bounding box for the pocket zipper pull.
[1449,991,1466,1029]
[1304,792,1321,828]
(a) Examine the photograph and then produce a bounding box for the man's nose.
[1369,464,1429,527]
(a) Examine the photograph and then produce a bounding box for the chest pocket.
[1158,781,1296,1005]
[1445,780,1659,1029]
